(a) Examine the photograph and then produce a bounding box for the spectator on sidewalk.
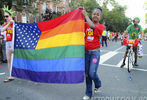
[0,22,7,63]
[102,29,107,47]
[0,22,3,63]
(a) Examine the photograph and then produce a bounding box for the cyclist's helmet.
[133,17,140,23]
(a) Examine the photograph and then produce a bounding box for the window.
[42,3,47,14]
[63,0,66,4]
[33,16,36,23]
[55,6,58,13]
[27,16,30,23]
[68,0,71,3]
[34,3,37,8]
[22,16,27,23]
[50,4,53,11]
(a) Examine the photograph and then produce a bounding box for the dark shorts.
[126,46,138,52]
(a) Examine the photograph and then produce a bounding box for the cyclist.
[120,17,144,68]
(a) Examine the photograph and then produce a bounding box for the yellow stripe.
[36,32,84,49]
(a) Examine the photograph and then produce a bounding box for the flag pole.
[10,21,15,77]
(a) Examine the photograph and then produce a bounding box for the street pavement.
[0,40,147,100]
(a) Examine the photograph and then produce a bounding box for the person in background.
[1,6,15,82]
[107,31,110,41]
[0,22,7,63]
[114,32,118,42]
[102,29,107,47]
[120,17,144,68]
[0,22,3,63]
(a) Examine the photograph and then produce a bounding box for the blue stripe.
[12,58,85,72]
[12,67,84,83]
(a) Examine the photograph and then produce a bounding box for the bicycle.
[123,38,139,73]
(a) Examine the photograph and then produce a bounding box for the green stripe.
[14,45,84,60]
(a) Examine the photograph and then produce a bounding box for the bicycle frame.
[127,46,135,73]
[123,38,139,73]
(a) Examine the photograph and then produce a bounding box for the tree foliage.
[146,13,147,24]
[144,28,147,34]
[69,0,100,17]
[144,2,147,24]
[69,0,132,32]
[102,4,132,32]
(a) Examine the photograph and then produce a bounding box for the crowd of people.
[100,30,127,47]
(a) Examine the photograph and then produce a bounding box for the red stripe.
[37,8,84,32]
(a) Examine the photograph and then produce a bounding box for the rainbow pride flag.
[12,8,85,83]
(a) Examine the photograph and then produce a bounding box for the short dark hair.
[92,8,103,16]
[97,8,102,13]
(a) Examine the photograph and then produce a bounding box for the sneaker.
[3,60,7,63]
[134,63,139,66]
[94,88,101,93]
[120,63,125,68]
[83,95,90,100]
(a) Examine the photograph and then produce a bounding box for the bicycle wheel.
[128,49,134,73]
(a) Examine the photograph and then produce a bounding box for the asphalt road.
[0,40,147,100]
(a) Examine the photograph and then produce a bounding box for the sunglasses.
[134,21,139,23]
[4,15,9,18]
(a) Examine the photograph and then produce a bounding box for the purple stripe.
[12,67,84,84]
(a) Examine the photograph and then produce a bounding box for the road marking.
[132,68,147,72]
[100,51,118,64]
[100,63,147,72]
[114,46,124,52]
[116,58,128,68]
[100,46,124,64]
[116,59,124,67]
[101,49,111,52]
[0,72,5,75]
[100,43,147,72]
[100,50,147,72]
[101,49,147,56]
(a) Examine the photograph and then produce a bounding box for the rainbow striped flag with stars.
[12,8,85,83]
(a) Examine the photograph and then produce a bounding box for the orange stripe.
[37,8,84,31]
[39,20,84,40]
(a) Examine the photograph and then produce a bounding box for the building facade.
[13,0,71,23]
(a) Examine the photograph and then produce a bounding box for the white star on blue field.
[15,23,41,49]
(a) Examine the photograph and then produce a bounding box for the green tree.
[69,0,131,32]
[83,0,100,17]
[69,0,100,17]
[144,28,147,34]
[144,2,147,24]
[101,3,131,32]
[69,0,84,11]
